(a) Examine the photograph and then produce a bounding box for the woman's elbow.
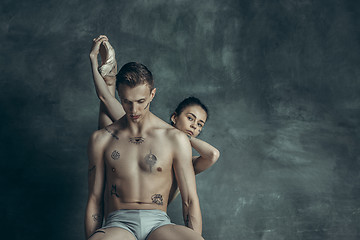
[210,149,220,164]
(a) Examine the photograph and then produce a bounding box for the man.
[85,36,204,240]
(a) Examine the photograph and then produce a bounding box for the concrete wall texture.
[0,0,359,239]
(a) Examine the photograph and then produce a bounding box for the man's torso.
[101,118,177,217]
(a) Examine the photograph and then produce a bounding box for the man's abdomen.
[103,172,173,217]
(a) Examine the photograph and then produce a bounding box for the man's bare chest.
[103,136,173,175]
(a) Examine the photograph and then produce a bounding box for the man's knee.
[88,230,106,240]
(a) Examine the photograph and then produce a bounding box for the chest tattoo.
[111,150,120,160]
[129,137,145,144]
[144,150,157,172]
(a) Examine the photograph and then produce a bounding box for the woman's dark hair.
[171,97,209,125]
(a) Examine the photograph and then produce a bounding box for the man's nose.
[190,123,197,129]
[130,103,136,113]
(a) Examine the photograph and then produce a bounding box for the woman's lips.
[186,130,194,136]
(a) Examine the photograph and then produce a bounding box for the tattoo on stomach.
[151,194,163,205]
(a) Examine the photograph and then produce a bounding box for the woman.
[90,35,220,203]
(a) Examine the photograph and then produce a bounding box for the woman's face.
[172,105,207,138]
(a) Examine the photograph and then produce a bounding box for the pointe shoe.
[99,40,117,78]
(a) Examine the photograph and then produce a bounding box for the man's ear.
[150,88,156,101]
[170,113,177,125]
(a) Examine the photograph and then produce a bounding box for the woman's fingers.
[94,35,109,42]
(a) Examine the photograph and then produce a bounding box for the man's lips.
[130,114,140,119]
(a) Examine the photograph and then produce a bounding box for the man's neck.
[125,111,153,136]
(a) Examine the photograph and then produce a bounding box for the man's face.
[118,84,156,122]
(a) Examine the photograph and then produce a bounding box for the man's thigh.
[88,227,136,240]
[147,224,204,240]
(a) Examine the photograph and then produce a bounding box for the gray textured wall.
[1,0,359,239]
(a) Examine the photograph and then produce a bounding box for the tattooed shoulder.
[105,127,119,140]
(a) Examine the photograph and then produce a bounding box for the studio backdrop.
[0,0,359,239]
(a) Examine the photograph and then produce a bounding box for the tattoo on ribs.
[92,214,102,222]
[111,184,120,198]
[129,137,145,144]
[111,150,120,160]
[105,127,119,140]
[151,194,164,205]
[145,150,157,172]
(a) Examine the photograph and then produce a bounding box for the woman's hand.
[90,35,109,60]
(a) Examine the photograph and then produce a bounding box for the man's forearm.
[84,201,103,239]
[183,198,202,234]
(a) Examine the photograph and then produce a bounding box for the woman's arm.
[189,136,220,174]
[90,36,125,129]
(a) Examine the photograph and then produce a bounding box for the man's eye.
[139,100,145,104]
[187,117,193,121]
[197,123,203,128]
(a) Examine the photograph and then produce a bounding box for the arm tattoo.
[151,194,164,205]
[111,184,120,198]
[92,214,102,223]
[144,150,157,172]
[111,150,120,160]
[105,127,119,140]
[88,165,96,174]
[129,137,145,144]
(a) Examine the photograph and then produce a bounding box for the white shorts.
[102,209,173,240]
